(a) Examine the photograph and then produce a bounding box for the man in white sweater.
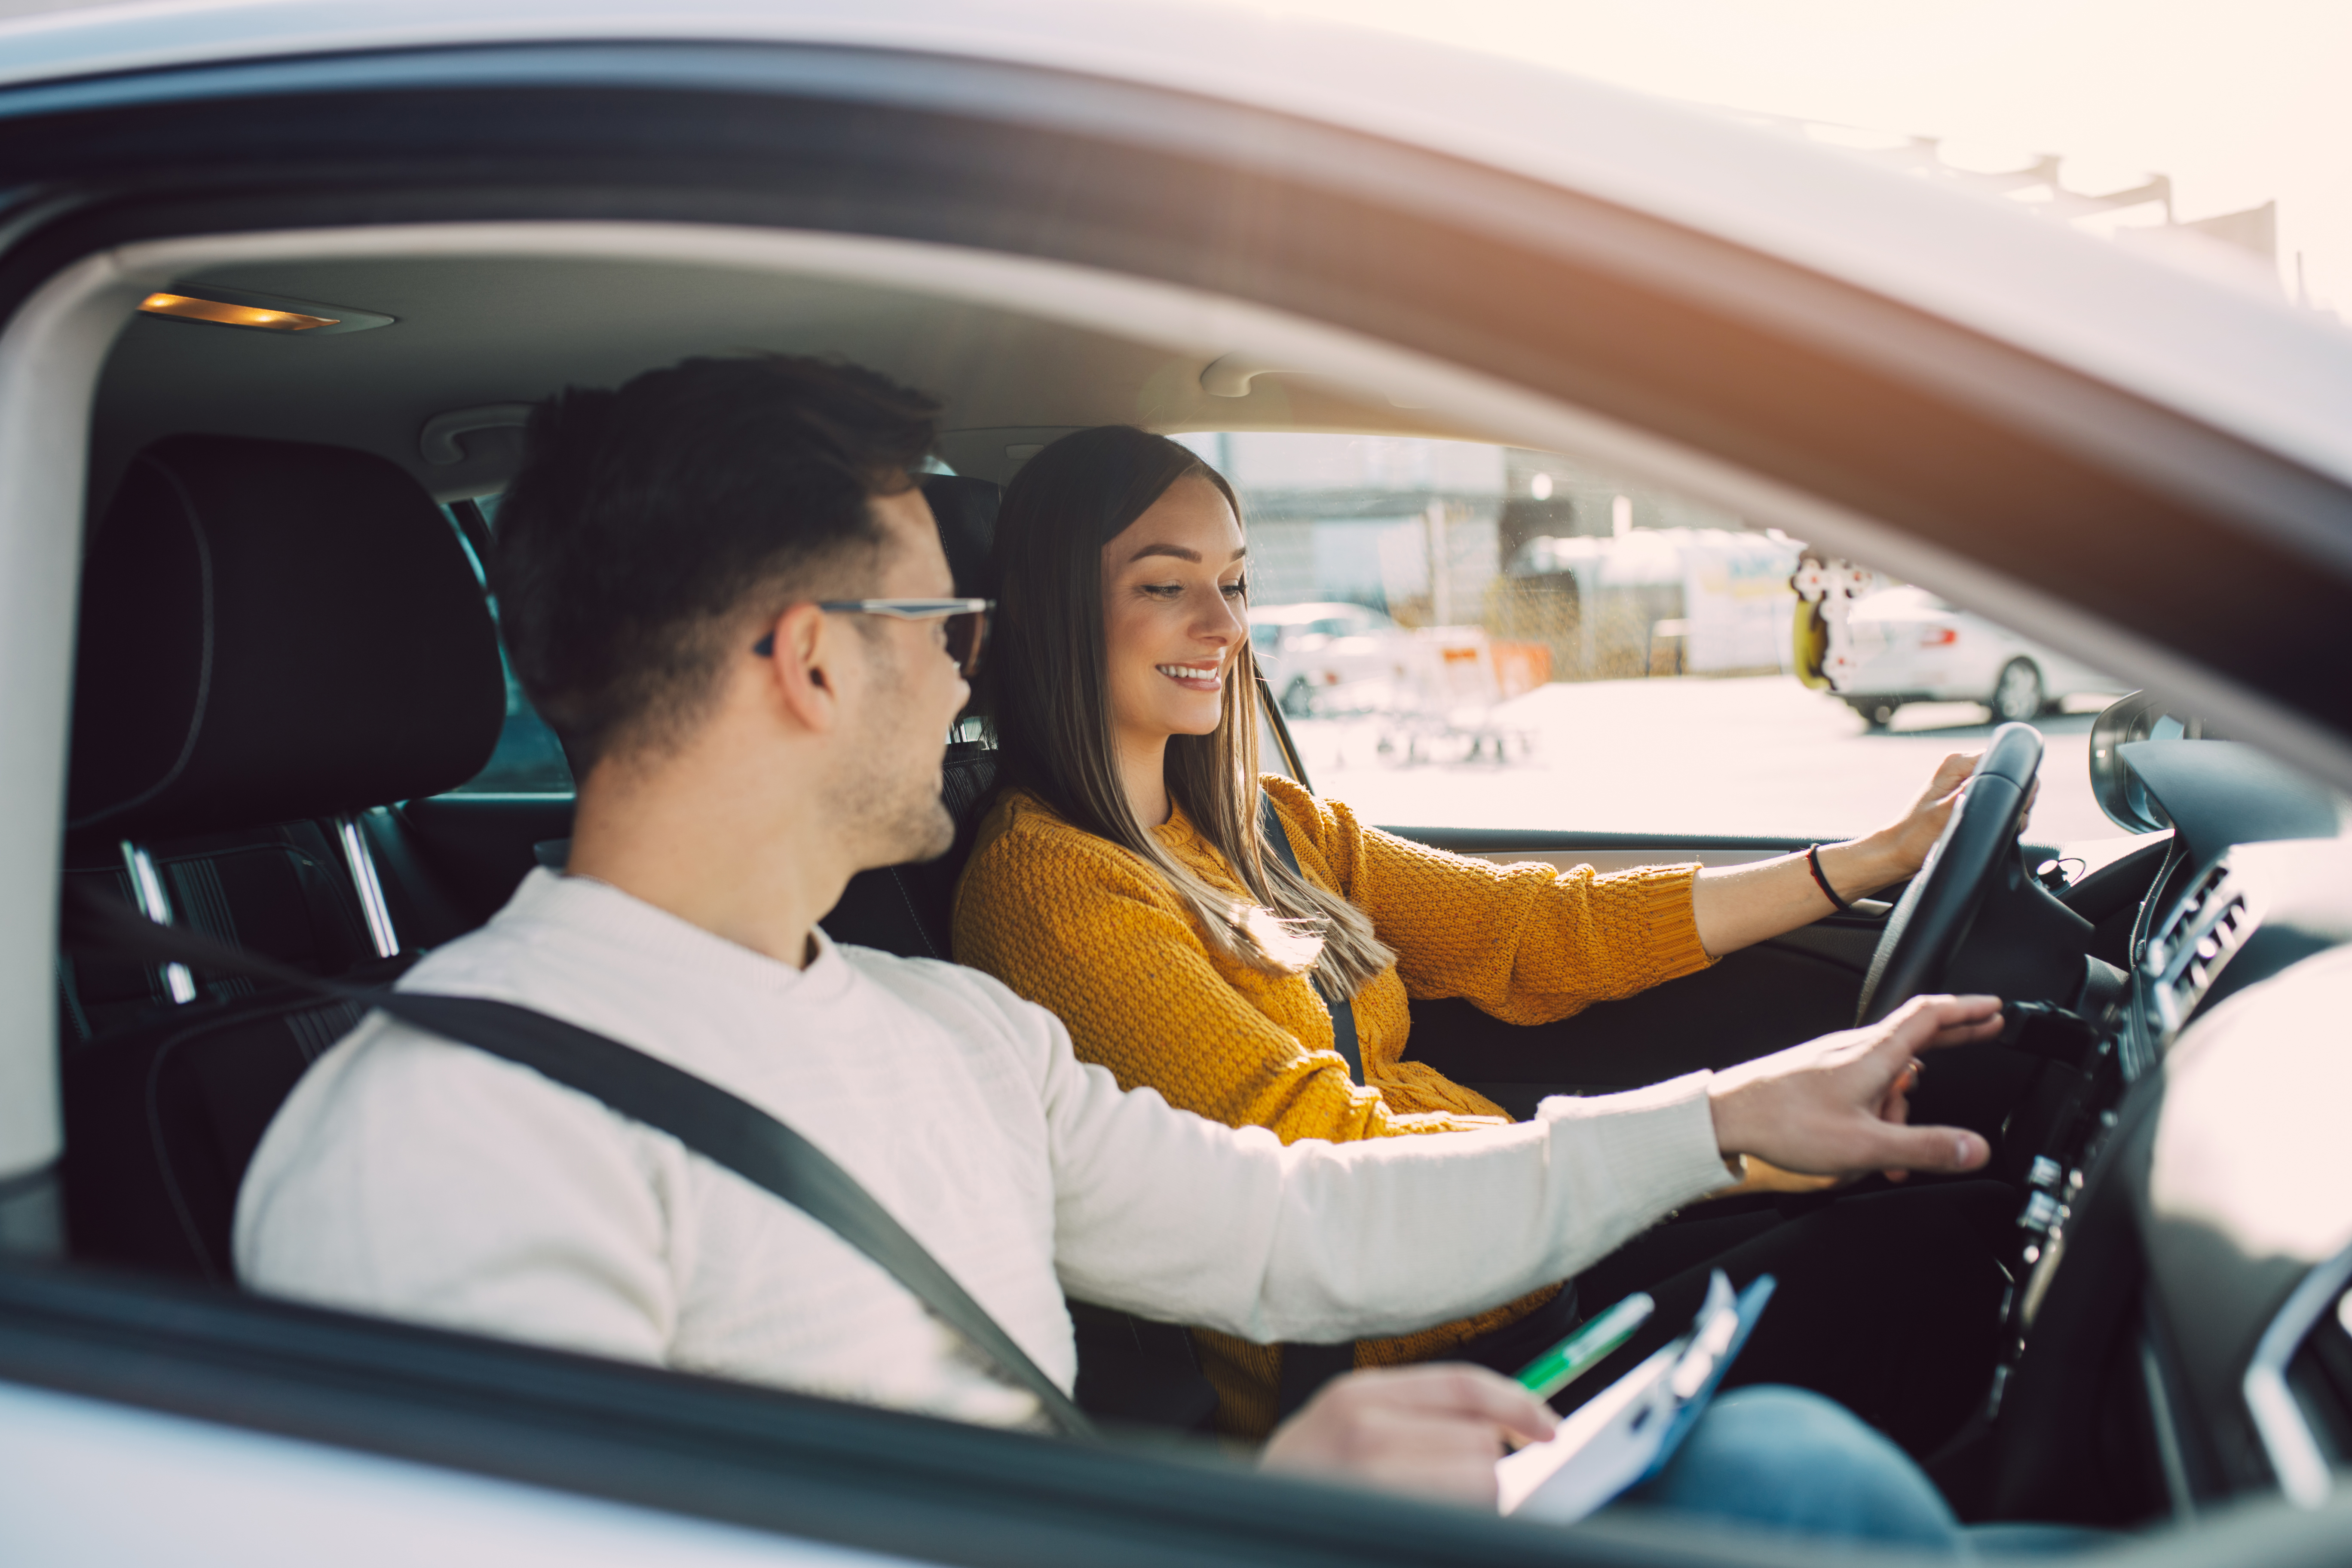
[236,355,1999,1508]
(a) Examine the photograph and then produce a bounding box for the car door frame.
[0,32,2345,1565]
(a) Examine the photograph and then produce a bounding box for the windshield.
[1187,431,2134,843]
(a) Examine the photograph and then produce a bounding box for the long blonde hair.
[984,426,1393,998]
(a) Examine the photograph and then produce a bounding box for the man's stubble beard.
[831,651,956,872]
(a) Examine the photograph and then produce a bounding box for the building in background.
[1178,431,1507,624]
[1183,430,1795,686]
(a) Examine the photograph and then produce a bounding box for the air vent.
[2145,861,2256,1040]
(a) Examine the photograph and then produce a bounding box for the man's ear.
[757,602,844,734]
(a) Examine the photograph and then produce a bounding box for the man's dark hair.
[492,355,939,772]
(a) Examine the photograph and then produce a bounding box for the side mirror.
[2089,691,2209,833]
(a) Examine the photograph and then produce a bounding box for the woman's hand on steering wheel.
[1880,753,1981,879]
[1689,734,2042,960]
[1821,753,2039,900]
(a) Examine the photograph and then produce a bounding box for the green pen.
[1514,1291,1655,1401]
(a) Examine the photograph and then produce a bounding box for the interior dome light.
[138,292,341,331]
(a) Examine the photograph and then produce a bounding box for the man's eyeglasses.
[753,599,993,678]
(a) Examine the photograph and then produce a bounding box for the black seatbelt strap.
[1258,791,1362,1085]
[60,883,1100,1443]
[1254,793,1363,1417]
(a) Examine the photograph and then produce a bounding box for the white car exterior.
[1838,586,2123,726]
[1248,602,1412,715]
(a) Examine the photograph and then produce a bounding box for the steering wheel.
[1855,722,2044,1025]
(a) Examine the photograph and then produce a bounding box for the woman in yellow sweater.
[952,426,1997,1442]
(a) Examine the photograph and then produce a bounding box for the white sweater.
[236,870,1732,1428]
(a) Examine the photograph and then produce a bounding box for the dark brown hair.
[493,354,938,771]
[986,426,1390,995]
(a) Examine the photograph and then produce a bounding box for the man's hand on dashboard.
[1260,1365,1556,1507]
[1708,994,2000,1178]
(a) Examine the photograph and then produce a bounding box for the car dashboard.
[1972,736,2352,1524]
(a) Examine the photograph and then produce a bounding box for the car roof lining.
[92,248,1504,503]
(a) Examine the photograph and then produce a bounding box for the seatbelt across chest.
[1258,790,1362,1085]
[60,882,1101,1442]
[1256,790,1364,1417]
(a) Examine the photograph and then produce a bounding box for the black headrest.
[921,474,999,599]
[68,435,506,840]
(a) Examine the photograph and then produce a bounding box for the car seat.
[921,474,1000,601]
[61,453,1005,1280]
[61,434,507,1281]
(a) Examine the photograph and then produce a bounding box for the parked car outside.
[1837,585,2124,727]
[1248,601,1413,716]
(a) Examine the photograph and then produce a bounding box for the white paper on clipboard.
[1494,1339,1681,1520]
[1495,1270,1772,1525]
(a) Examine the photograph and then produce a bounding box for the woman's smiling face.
[1099,472,1249,754]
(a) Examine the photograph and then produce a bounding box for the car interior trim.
[2137,1332,2199,1523]
[0,223,131,1182]
[334,812,401,960]
[2242,1239,2352,1510]
[0,1263,1640,1568]
[118,841,196,1006]
[419,402,534,466]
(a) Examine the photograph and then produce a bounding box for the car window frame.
[2,36,2349,1564]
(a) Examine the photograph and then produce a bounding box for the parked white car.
[1248,602,1412,715]
[1837,585,2123,727]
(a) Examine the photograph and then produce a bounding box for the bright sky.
[1256,0,2352,315]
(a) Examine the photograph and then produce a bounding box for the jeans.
[1614,1385,1962,1548]
[1608,1387,2108,1557]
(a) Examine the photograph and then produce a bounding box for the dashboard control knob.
[2028,1155,2062,1191]
[2019,1191,2062,1234]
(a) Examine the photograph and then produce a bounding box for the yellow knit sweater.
[951,775,1716,1439]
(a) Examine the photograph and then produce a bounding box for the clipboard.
[1495,1270,1776,1524]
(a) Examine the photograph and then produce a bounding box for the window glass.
[436,499,576,797]
[1187,432,2130,842]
